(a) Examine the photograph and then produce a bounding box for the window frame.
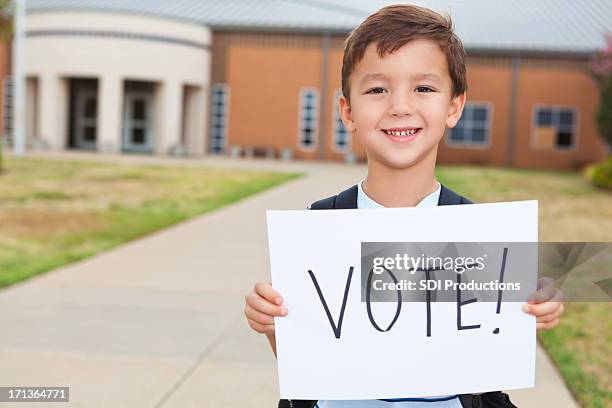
[210,83,230,155]
[3,76,13,140]
[445,101,494,150]
[530,104,579,152]
[297,87,319,151]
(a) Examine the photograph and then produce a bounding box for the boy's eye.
[366,87,386,94]
[416,86,434,93]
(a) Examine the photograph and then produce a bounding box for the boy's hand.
[522,277,564,330]
[244,281,288,334]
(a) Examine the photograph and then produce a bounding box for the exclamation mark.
[493,247,509,334]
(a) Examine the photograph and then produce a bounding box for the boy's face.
[339,38,465,170]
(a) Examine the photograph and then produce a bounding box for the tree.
[590,33,612,152]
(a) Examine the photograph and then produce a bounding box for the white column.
[25,78,37,146]
[37,74,65,150]
[156,80,183,155]
[98,75,122,153]
[184,85,206,156]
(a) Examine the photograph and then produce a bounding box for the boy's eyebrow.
[412,73,442,83]
[359,72,442,86]
[358,73,389,86]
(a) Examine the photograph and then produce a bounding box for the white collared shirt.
[357,179,441,209]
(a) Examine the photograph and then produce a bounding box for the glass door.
[74,89,98,150]
[123,91,153,153]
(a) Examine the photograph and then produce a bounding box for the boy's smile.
[381,126,422,143]
[339,38,465,170]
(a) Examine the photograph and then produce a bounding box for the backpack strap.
[278,399,317,408]
[438,184,474,206]
[334,185,358,209]
[308,195,336,210]
[460,391,518,407]
[309,185,358,210]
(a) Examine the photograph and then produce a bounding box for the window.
[3,76,13,142]
[332,90,350,152]
[533,106,576,150]
[298,88,318,150]
[210,83,229,154]
[447,103,491,146]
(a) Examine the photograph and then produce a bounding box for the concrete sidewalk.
[0,153,577,407]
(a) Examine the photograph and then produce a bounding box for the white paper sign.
[266,201,538,400]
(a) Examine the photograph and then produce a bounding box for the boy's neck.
[363,152,438,208]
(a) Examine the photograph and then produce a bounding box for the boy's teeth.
[385,129,418,136]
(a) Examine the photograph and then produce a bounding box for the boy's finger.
[526,277,555,302]
[527,280,563,304]
[523,300,562,316]
[536,303,564,323]
[537,318,560,330]
[246,292,288,316]
[244,304,275,325]
[247,317,273,333]
[255,281,283,305]
[247,318,276,334]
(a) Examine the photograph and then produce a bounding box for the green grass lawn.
[437,166,612,408]
[0,157,301,287]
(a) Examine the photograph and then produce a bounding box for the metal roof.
[27,0,612,55]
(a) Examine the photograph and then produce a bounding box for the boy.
[244,4,564,407]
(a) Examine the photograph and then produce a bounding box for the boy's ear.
[446,92,467,128]
[338,94,356,133]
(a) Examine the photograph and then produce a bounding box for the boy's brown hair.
[341,4,467,103]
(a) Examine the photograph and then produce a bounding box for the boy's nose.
[388,95,415,116]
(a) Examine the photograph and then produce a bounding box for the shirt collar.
[357,179,441,209]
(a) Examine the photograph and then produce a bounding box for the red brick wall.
[513,59,607,170]
[212,32,607,169]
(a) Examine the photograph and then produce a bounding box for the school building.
[2,0,610,170]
